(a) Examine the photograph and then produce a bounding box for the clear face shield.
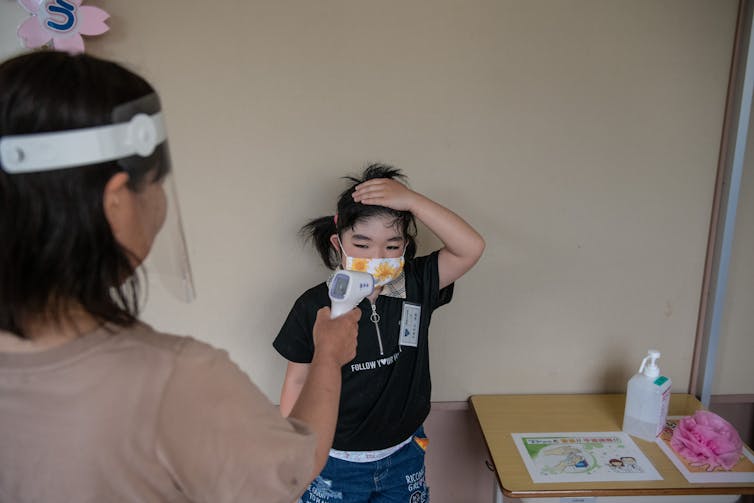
[0,93,195,302]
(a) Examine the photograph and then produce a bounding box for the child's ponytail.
[301,215,340,269]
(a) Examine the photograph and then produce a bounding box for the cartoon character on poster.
[541,445,593,475]
[16,0,110,54]
[607,456,642,474]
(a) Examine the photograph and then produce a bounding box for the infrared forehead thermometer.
[328,270,374,318]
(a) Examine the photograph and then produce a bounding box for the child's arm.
[353,178,485,289]
[279,362,310,417]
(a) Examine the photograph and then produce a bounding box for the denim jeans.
[300,427,429,503]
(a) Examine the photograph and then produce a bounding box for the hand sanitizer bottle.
[622,350,672,441]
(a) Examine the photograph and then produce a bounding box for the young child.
[274,164,485,502]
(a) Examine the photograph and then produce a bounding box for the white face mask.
[338,237,405,287]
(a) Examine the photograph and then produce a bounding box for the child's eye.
[387,246,400,250]
[354,244,368,249]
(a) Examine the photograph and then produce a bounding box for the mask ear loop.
[336,235,350,263]
[334,224,351,270]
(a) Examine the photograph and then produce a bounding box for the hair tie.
[333,214,338,226]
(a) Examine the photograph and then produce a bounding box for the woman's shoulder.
[121,320,198,350]
[112,321,228,366]
[123,322,251,391]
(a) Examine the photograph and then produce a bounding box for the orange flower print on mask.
[350,258,369,272]
[373,262,398,284]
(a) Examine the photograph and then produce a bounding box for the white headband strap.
[0,112,166,174]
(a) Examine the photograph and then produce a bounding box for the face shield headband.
[0,93,195,303]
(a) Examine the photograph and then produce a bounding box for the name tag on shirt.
[399,302,421,347]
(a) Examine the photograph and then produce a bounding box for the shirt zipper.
[370,302,385,356]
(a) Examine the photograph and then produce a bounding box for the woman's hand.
[312,307,361,367]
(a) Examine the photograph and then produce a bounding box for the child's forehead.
[346,215,404,238]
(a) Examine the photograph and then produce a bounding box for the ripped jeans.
[300,427,429,503]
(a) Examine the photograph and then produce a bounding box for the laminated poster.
[655,417,754,484]
[512,432,662,483]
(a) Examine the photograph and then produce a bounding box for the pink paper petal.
[670,410,744,471]
[17,0,43,14]
[17,16,51,48]
[53,33,85,54]
[77,6,109,35]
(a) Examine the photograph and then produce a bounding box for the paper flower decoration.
[670,410,744,471]
[16,0,110,54]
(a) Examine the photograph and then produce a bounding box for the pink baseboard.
[424,401,497,503]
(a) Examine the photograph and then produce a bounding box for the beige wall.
[1,1,743,400]
[0,3,26,61]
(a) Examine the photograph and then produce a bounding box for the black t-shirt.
[273,251,454,451]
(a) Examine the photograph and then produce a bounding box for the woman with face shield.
[0,51,360,503]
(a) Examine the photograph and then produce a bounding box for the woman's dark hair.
[302,163,418,269]
[0,51,166,338]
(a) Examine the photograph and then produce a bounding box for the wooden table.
[469,394,754,501]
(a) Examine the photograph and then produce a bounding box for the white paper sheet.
[512,431,662,483]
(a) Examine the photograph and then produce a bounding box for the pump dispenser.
[622,350,672,441]
[641,350,661,379]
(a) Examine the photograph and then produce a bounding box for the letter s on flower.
[16,0,110,54]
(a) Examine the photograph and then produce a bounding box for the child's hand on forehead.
[352,178,419,212]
